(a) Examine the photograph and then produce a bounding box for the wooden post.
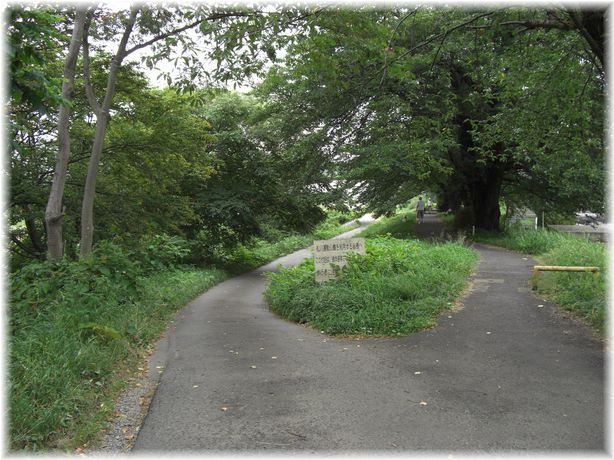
[532,265,600,289]
[533,265,600,273]
[542,211,545,229]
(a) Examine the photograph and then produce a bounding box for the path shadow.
[412,212,464,243]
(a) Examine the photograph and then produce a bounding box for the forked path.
[134,214,604,452]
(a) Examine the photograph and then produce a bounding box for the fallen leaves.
[419,401,428,406]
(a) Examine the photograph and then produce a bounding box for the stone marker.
[313,238,366,283]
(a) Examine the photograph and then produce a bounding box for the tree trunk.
[470,164,505,231]
[25,215,45,254]
[438,176,464,212]
[567,9,604,69]
[79,114,109,256]
[44,8,87,261]
[79,8,138,257]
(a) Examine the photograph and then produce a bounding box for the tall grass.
[9,254,226,451]
[535,238,606,332]
[265,237,478,336]
[475,228,571,254]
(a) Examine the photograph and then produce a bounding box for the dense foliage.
[257,7,604,230]
[9,5,604,262]
[9,66,341,269]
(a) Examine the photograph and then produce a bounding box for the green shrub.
[133,234,191,270]
[265,237,478,336]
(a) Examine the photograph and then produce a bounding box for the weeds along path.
[133,213,603,451]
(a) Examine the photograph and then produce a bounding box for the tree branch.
[124,11,250,57]
[10,233,45,259]
[382,10,499,79]
[82,9,102,115]
[565,8,604,68]
[115,7,140,64]
[499,19,573,31]
[380,8,420,86]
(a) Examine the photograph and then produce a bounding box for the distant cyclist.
[416,196,425,223]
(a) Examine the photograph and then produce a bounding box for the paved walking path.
[134,214,604,452]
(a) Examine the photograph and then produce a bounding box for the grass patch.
[358,212,415,239]
[265,237,478,336]
[534,239,606,333]
[474,228,571,255]
[9,260,226,452]
[475,228,606,334]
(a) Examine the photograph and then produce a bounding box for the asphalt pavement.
[133,213,604,453]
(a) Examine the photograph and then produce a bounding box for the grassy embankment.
[9,213,358,452]
[265,210,478,336]
[475,229,606,333]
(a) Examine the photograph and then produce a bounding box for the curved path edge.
[128,213,604,452]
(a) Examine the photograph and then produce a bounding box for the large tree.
[256,6,605,230]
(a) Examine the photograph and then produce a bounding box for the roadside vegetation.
[474,229,606,333]
[265,210,478,336]
[9,212,356,451]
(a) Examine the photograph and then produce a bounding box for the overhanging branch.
[124,11,250,57]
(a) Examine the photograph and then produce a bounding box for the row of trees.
[9,5,605,266]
